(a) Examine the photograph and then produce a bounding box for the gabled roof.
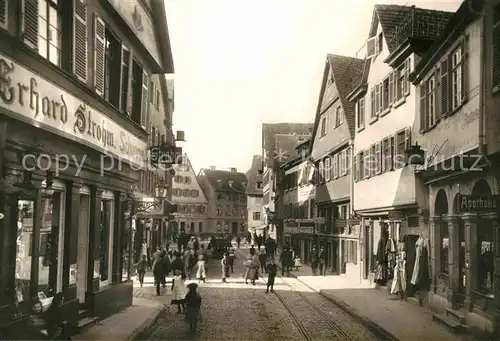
[410,0,480,84]
[245,155,263,196]
[172,154,208,204]
[274,134,311,166]
[368,4,453,54]
[198,169,247,193]
[309,54,364,154]
[262,123,312,167]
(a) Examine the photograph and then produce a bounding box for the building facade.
[0,0,174,337]
[349,5,452,286]
[278,140,317,264]
[197,167,247,237]
[309,54,363,277]
[245,155,263,239]
[171,155,208,237]
[261,123,312,245]
[410,0,500,335]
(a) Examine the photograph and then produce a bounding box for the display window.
[99,194,114,286]
[13,181,65,317]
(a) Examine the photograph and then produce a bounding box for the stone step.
[77,316,100,332]
[432,313,466,333]
[78,309,88,319]
[446,308,466,324]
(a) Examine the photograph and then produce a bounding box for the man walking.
[236,235,241,248]
[265,259,277,293]
[310,246,319,275]
[280,246,293,277]
[318,246,326,275]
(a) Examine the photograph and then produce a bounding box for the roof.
[274,133,311,167]
[198,169,247,193]
[245,155,263,196]
[369,4,453,54]
[151,0,174,73]
[262,123,312,167]
[309,54,364,153]
[410,0,480,83]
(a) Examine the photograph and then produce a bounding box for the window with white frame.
[357,98,365,128]
[38,0,63,66]
[320,116,328,136]
[451,46,463,109]
[324,157,331,181]
[335,106,343,127]
[427,76,437,127]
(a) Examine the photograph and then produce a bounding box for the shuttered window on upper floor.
[130,59,150,129]
[419,35,468,132]
[493,4,500,89]
[0,0,8,30]
[21,0,86,79]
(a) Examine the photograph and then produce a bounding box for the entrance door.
[459,220,466,306]
[76,194,90,304]
[364,224,371,278]
[231,222,238,236]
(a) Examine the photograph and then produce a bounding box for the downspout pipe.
[478,3,491,167]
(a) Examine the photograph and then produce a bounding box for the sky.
[165,0,462,174]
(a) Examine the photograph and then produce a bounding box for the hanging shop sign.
[299,222,314,234]
[150,146,183,166]
[0,55,147,166]
[457,194,500,213]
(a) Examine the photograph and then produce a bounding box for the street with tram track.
[140,247,387,341]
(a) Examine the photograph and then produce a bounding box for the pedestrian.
[259,249,267,274]
[228,248,235,273]
[318,246,326,276]
[193,236,200,253]
[236,235,241,248]
[280,246,293,277]
[221,253,230,283]
[293,254,302,271]
[310,246,319,275]
[171,252,184,276]
[196,255,207,283]
[183,248,193,280]
[136,254,148,287]
[244,248,259,285]
[184,283,202,334]
[153,253,167,296]
[257,235,262,250]
[265,259,278,293]
[170,269,187,313]
[140,239,150,268]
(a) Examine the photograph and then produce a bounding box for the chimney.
[209,165,216,170]
[230,167,237,172]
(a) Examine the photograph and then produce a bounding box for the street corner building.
[197,167,248,236]
[0,0,175,338]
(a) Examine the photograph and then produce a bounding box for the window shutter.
[140,71,150,129]
[439,57,449,117]
[156,130,161,146]
[120,46,131,115]
[404,128,411,150]
[388,72,394,103]
[419,83,427,132]
[375,143,381,174]
[333,154,338,178]
[0,0,8,29]
[93,15,105,97]
[493,22,500,87]
[354,153,359,182]
[390,136,396,170]
[73,0,87,82]
[370,88,376,116]
[404,59,410,95]
[21,0,38,50]
[461,35,468,103]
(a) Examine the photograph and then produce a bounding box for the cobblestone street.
[137,249,384,340]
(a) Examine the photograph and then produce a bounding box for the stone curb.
[127,306,165,341]
[277,265,399,341]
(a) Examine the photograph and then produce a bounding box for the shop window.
[440,221,449,274]
[99,200,113,284]
[253,212,261,220]
[121,200,132,282]
[477,220,494,295]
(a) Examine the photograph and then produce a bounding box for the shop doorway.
[76,194,90,304]
[231,222,238,236]
[364,224,370,278]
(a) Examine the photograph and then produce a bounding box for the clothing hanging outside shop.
[410,236,431,305]
[375,229,389,285]
[390,237,407,299]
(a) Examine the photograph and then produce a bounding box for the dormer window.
[228,181,234,187]
[257,182,262,189]
[217,180,222,186]
[242,182,246,188]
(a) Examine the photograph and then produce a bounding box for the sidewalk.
[72,296,164,341]
[284,266,476,341]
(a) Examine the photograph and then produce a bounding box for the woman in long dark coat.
[153,253,167,296]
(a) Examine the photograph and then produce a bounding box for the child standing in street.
[196,255,206,283]
[221,253,230,283]
[170,269,187,313]
[228,249,235,273]
[185,283,202,334]
[265,259,277,293]
[136,254,148,287]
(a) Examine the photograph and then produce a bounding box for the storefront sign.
[299,222,314,234]
[298,184,315,203]
[284,220,299,234]
[150,146,183,166]
[106,0,162,67]
[457,194,500,213]
[0,55,147,166]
